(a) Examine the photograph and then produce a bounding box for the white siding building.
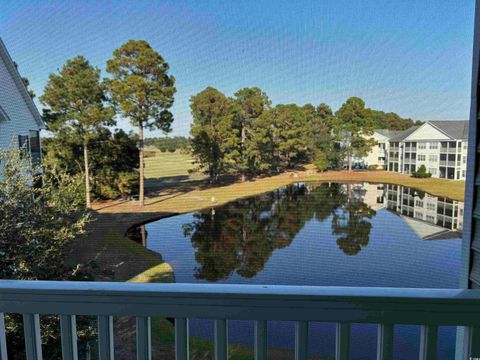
[0,38,44,164]
[353,121,468,180]
[387,121,469,180]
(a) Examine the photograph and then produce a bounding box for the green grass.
[144,147,203,187]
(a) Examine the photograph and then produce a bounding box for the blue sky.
[0,0,475,137]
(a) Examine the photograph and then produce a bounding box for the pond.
[130,182,463,359]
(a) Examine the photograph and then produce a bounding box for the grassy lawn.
[144,147,204,187]
[93,151,465,214]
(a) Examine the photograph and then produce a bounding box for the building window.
[29,130,41,166]
[429,155,438,162]
[418,155,426,161]
[430,142,438,149]
[462,170,466,178]
[418,142,426,149]
[429,168,437,175]
[415,211,423,219]
[463,156,467,164]
[427,203,436,211]
[415,199,423,207]
[426,215,435,223]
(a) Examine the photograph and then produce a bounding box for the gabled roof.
[389,126,421,141]
[428,120,469,140]
[0,38,44,129]
[375,129,404,139]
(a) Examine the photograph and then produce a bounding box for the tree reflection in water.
[182,183,376,281]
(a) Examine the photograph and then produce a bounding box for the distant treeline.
[144,136,188,152]
[188,86,423,183]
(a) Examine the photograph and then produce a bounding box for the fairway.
[144,147,203,187]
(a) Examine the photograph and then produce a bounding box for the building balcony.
[439,160,457,167]
[1,280,479,360]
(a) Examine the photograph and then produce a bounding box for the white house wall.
[0,46,40,150]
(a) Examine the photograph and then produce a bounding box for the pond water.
[131,182,463,359]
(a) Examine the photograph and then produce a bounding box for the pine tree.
[189,87,240,183]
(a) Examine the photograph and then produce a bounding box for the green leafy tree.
[250,104,309,173]
[234,87,271,181]
[42,128,139,199]
[41,56,115,208]
[0,150,93,358]
[106,40,176,206]
[366,108,418,130]
[189,87,240,182]
[314,149,329,171]
[334,97,375,171]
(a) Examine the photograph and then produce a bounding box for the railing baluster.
[98,315,114,360]
[0,313,7,360]
[419,325,437,360]
[60,315,78,360]
[468,327,480,357]
[23,314,42,360]
[336,322,350,360]
[295,321,308,360]
[136,317,151,360]
[254,320,267,360]
[377,324,393,360]
[214,319,228,360]
[175,318,189,360]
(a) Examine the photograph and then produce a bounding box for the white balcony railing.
[1,280,480,360]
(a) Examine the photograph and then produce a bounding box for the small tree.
[41,56,115,208]
[0,150,92,357]
[314,150,329,172]
[106,40,176,206]
[412,165,432,178]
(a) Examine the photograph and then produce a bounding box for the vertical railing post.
[23,314,42,360]
[175,318,189,360]
[336,322,350,360]
[377,323,393,360]
[0,313,7,360]
[295,321,308,360]
[214,319,228,360]
[419,325,438,360]
[60,315,78,360]
[254,320,267,360]
[98,316,114,360]
[136,317,152,360]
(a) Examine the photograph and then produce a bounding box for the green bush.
[314,150,329,172]
[412,165,432,178]
[117,171,139,199]
[368,164,379,170]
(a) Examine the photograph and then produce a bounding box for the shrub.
[314,150,329,172]
[412,165,432,178]
[117,171,139,199]
[368,164,379,170]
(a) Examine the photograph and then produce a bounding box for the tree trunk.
[139,124,145,206]
[241,125,246,182]
[83,142,91,209]
[348,150,352,172]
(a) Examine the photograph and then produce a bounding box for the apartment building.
[354,120,468,180]
[0,38,44,164]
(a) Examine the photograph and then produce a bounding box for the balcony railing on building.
[0,280,479,360]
